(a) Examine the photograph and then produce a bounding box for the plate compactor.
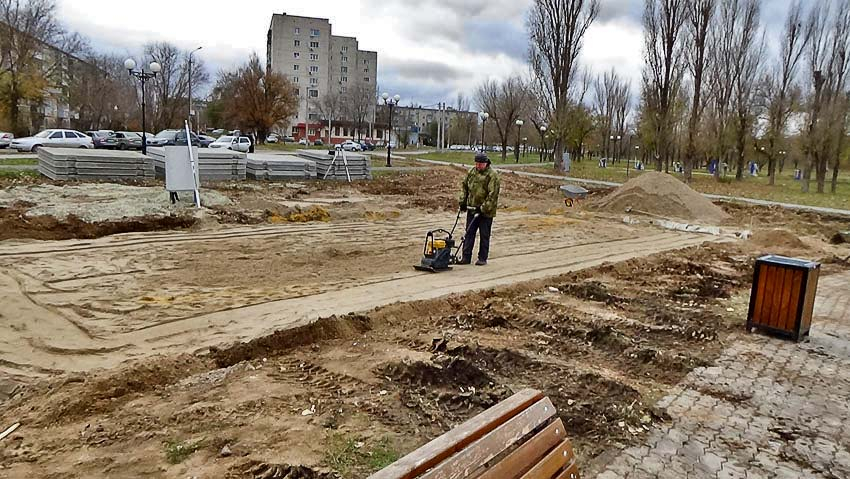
[414,209,479,273]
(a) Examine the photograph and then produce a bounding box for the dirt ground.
[0,169,848,478]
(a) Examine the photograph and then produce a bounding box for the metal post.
[141,78,147,156]
[386,102,393,167]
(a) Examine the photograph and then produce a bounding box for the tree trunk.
[816,153,827,194]
[802,153,813,193]
[767,135,776,186]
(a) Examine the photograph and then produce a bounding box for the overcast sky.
[58,0,794,109]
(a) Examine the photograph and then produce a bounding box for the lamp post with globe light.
[124,58,161,155]
[382,92,400,167]
[514,119,524,163]
[479,112,489,151]
[539,125,547,163]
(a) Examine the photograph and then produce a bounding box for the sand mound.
[750,229,807,249]
[591,172,731,224]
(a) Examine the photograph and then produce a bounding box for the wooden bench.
[369,389,579,479]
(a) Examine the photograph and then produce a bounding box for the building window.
[364,67,369,73]
[342,46,348,52]
[364,77,370,82]
[295,27,300,35]
[341,76,347,82]
[310,28,320,36]
[294,40,300,47]
[363,59,367,64]
[308,113,318,121]
[310,77,318,85]
[295,88,300,96]
[294,52,300,59]
[310,65,318,73]
[341,86,347,93]
[341,66,348,73]
[342,56,348,62]
[310,41,319,48]
[309,128,316,135]
[309,89,318,97]
[292,76,299,83]
[310,53,318,60]
[293,64,299,71]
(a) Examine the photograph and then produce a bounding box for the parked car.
[209,135,252,153]
[147,129,200,147]
[283,136,295,143]
[341,140,362,151]
[12,129,93,152]
[359,141,376,151]
[266,134,280,143]
[85,130,118,149]
[313,139,324,146]
[113,131,142,150]
[0,132,14,148]
[298,138,308,145]
[197,134,215,148]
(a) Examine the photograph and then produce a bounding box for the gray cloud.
[382,58,465,82]
[463,19,528,60]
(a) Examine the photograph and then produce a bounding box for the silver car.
[209,135,251,153]
[12,129,93,152]
[0,132,14,148]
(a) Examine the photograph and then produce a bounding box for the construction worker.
[458,152,501,266]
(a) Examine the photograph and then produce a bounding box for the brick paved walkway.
[596,272,850,479]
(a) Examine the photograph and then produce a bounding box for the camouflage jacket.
[458,166,501,217]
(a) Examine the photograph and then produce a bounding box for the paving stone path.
[596,271,850,478]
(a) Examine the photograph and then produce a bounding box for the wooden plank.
[752,263,769,326]
[782,270,803,332]
[369,389,544,479]
[553,461,580,479]
[420,398,557,479]
[475,419,567,479]
[518,439,574,479]
[771,267,790,330]
[762,266,779,329]
[801,268,820,331]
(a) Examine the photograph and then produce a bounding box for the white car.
[266,134,279,143]
[209,135,252,153]
[341,140,363,151]
[0,132,14,148]
[12,129,92,152]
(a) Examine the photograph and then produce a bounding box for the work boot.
[475,259,487,266]
[457,258,471,265]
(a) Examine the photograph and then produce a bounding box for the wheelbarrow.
[560,184,588,207]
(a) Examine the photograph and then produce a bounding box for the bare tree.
[314,89,344,144]
[594,69,630,161]
[729,0,764,180]
[527,0,600,169]
[343,79,375,140]
[642,0,688,172]
[475,75,533,161]
[683,0,716,182]
[144,42,209,131]
[802,0,850,193]
[763,0,809,185]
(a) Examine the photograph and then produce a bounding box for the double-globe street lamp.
[479,112,489,151]
[124,58,162,156]
[514,119,524,163]
[382,92,400,167]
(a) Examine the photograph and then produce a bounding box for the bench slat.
[420,398,557,479]
[368,389,544,479]
[475,419,567,479]
[518,439,574,479]
[553,462,580,479]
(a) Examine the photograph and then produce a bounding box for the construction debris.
[147,147,247,182]
[246,155,317,181]
[296,149,372,181]
[37,148,153,180]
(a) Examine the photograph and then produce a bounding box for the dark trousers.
[462,211,493,262]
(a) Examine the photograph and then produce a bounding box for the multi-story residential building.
[267,13,378,143]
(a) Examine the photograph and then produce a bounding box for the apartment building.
[267,13,377,142]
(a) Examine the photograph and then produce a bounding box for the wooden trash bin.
[747,255,820,341]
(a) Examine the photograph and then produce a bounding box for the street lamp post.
[188,46,202,132]
[522,137,527,158]
[631,145,639,179]
[382,92,400,167]
[479,112,489,151]
[514,119,523,163]
[539,125,547,163]
[124,58,161,156]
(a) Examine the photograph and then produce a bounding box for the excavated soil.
[750,228,807,249]
[0,241,797,478]
[591,172,732,224]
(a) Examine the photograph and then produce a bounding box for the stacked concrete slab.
[296,149,371,181]
[37,148,153,180]
[246,154,317,181]
[147,147,247,181]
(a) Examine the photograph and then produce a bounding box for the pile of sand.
[591,172,731,224]
[750,229,807,249]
